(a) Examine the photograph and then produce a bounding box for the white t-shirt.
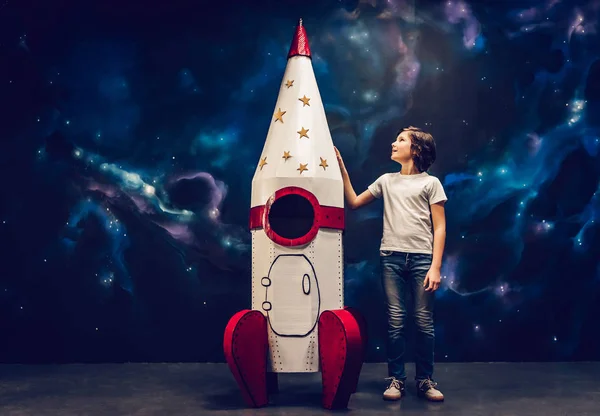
[367,172,447,254]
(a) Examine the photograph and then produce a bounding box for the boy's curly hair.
[398,126,437,173]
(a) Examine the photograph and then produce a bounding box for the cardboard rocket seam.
[224,19,365,410]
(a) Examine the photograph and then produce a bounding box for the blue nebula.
[63,200,132,293]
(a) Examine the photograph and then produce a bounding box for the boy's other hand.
[424,267,441,292]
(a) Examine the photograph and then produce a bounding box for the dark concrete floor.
[0,362,598,415]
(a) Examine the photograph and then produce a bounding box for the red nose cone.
[287,18,311,59]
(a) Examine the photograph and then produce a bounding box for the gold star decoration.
[259,157,268,170]
[319,157,328,170]
[282,151,292,161]
[297,127,309,139]
[274,108,286,123]
[297,163,308,174]
[285,79,294,88]
[299,95,310,106]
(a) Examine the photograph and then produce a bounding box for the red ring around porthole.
[249,186,344,247]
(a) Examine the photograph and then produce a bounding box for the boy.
[334,126,447,402]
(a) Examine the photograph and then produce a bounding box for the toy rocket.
[223,19,366,410]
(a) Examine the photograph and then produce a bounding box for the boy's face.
[390,131,412,164]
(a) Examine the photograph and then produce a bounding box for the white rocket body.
[250,50,344,373]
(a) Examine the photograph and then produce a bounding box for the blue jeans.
[380,251,435,381]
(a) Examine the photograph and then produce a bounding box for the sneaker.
[383,377,405,401]
[417,378,444,402]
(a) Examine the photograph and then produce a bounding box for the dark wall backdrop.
[1,0,599,364]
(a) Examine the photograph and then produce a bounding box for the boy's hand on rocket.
[334,146,346,171]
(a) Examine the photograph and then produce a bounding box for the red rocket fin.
[344,306,368,393]
[223,310,269,407]
[318,309,365,409]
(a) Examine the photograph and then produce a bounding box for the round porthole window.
[263,187,320,246]
[268,194,315,240]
